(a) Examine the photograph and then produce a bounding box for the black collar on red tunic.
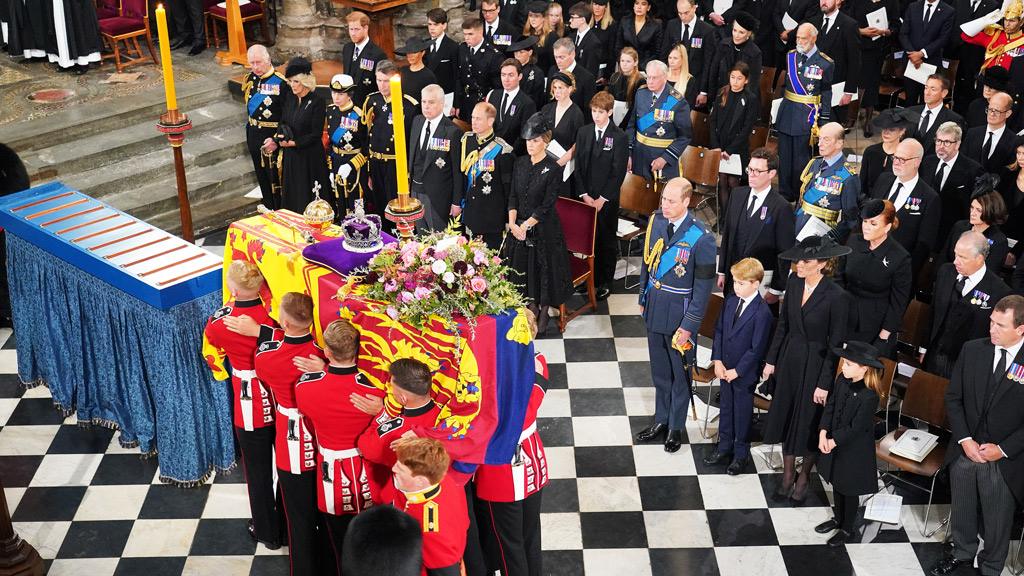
[328,365,357,375]
[403,400,436,417]
[284,333,313,345]
[235,298,263,308]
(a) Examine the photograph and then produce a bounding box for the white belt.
[319,445,361,515]
[518,421,537,444]
[234,369,257,431]
[319,446,361,461]
[233,369,257,378]
[276,405,301,419]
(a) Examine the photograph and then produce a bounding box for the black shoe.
[929,556,971,576]
[664,430,683,453]
[595,286,611,301]
[634,422,667,443]
[74,64,88,75]
[247,520,282,550]
[703,450,732,465]
[189,44,206,56]
[726,457,747,475]
[170,37,191,50]
[574,285,587,295]
[772,481,793,501]
[827,529,852,547]
[814,519,839,534]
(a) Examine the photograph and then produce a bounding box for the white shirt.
[822,9,839,33]
[920,102,943,133]
[576,27,590,43]
[420,114,442,145]
[958,264,987,296]
[887,174,919,211]
[735,291,758,317]
[430,36,443,53]
[501,87,520,113]
[486,17,501,35]
[984,124,1007,158]
[746,186,770,215]
[934,152,958,190]
[594,121,610,141]
[566,61,578,73]
[470,40,484,54]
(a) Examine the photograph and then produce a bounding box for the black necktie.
[421,120,431,153]
[487,25,494,40]
[924,4,933,23]
[994,348,1008,382]
[822,16,830,33]
[500,92,509,122]
[666,222,676,240]
[983,131,994,158]
[683,23,690,44]
[733,299,745,323]
[935,162,947,189]
[597,127,604,143]
[353,45,360,61]
[972,0,980,12]
[955,274,967,296]
[430,40,437,54]
[919,109,931,133]
[888,182,903,204]
[747,193,759,218]
[576,32,582,45]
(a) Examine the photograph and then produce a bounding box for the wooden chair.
[944,59,960,104]
[451,118,471,133]
[758,66,778,124]
[692,293,724,438]
[897,299,931,366]
[98,0,157,72]
[556,197,598,332]
[875,368,950,536]
[690,110,711,148]
[208,0,271,47]
[95,0,121,19]
[877,357,898,434]
[879,55,909,109]
[748,125,769,152]
[678,145,721,231]
[201,0,221,47]
[617,173,662,289]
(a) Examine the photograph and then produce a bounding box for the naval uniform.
[243,68,293,209]
[794,154,861,243]
[254,327,323,576]
[362,90,418,219]
[460,131,514,250]
[201,298,280,546]
[294,365,384,557]
[638,211,717,429]
[384,475,470,576]
[625,85,692,180]
[776,48,834,202]
[324,102,367,216]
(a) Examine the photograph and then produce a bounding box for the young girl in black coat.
[816,341,885,546]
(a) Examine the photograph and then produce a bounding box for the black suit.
[342,40,387,110]
[487,88,537,156]
[409,115,464,231]
[920,153,983,235]
[697,0,748,27]
[964,125,1016,173]
[869,173,941,278]
[897,0,955,104]
[456,42,503,121]
[949,0,999,114]
[925,263,1010,375]
[499,0,527,30]
[773,0,822,55]
[615,16,664,67]
[944,337,1024,575]
[572,122,629,288]
[548,63,597,123]
[425,35,460,96]
[718,186,796,293]
[170,0,204,47]
[572,29,604,81]
[908,104,965,155]
[659,17,716,107]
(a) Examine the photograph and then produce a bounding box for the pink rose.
[473,249,487,266]
[457,236,468,245]
[384,280,399,293]
[386,306,399,319]
[400,291,414,303]
[470,277,487,292]
[414,286,431,299]
[492,256,501,265]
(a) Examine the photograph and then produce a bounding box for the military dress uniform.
[626,86,693,180]
[961,26,1024,71]
[253,327,323,576]
[460,130,514,249]
[362,90,417,218]
[358,400,442,491]
[638,211,717,431]
[795,155,861,242]
[383,474,470,576]
[456,42,503,121]
[776,48,834,202]
[325,102,367,215]
[243,68,293,209]
[201,298,280,547]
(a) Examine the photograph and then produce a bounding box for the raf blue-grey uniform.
[639,210,717,429]
[776,47,834,202]
[626,86,692,180]
[794,153,861,242]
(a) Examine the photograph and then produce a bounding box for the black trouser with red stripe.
[322,512,355,575]
[278,469,317,576]
[480,489,544,576]
[235,426,280,545]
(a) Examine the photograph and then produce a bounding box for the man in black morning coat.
[409,84,464,231]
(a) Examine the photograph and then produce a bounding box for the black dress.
[540,101,585,156]
[506,155,574,307]
[614,16,664,67]
[709,87,760,169]
[937,220,1010,272]
[280,91,329,214]
[858,142,895,193]
[997,167,1024,257]
[593,21,620,81]
[536,31,561,77]
[606,73,646,129]
[836,234,912,356]
[764,276,849,456]
[850,0,899,108]
[818,376,880,496]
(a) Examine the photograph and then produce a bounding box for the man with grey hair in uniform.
[626,60,692,181]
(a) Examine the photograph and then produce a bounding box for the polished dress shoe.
[703,451,732,465]
[664,430,683,453]
[634,422,667,443]
[247,520,281,550]
[929,556,971,576]
[169,37,191,50]
[826,529,853,547]
[726,457,747,475]
[814,519,839,534]
[595,286,611,301]
[189,44,206,56]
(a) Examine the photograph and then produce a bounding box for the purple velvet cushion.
[209,2,264,17]
[99,17,144,36]
[302,233,398,276]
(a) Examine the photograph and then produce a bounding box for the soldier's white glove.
[961,9,1002,36]
[338,164,353,181]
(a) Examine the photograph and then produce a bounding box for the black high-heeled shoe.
[790,482,809,504]
[772,480,794,502]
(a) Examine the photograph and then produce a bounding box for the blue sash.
[654,221,704,282]
[637,92,680,133]
[467,142,502,190]
[787,51,817,124]
[799,161,852,213]
[248,75,282,118]
[330,112,358,146]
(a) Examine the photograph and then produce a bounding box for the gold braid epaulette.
[642,216,664,276]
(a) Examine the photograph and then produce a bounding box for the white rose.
[443,271,456,284]
[431,259,448,275]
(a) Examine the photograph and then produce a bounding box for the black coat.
[908,104,965,155]
[487,88,538,156]
[897,0,955,66]
[424,35,460,95]
[540,101,586,153]
[606,73,647,129]
[869,173,941,277]
[574,28,605,80]
[572,122,629,202]
[945,338,1024,502]
[342,40,387,109]
[592,21,620,81]
[937,220,1009,273]
[456,42,504,120]
[807,11,862,93]
[483,17,517,48]
[499,0,528,30]
[709,39,762,99]
[280,91,329,214]
[615,16,664,67]
[773,0,822,53]
[998,167,1024,256]
[963,125,1016,173]
[764,276,849,456]
[521,63,547,109]
[836,234,912,344]
[548,63,597,123]
[408,115,464,227]
[819,376,880,496]
[920,153,983,235]
[659,17,716,106]
[926,263,1010,358]
[858,143,895,193]
[709,88,759,165]
[718,186,796,292]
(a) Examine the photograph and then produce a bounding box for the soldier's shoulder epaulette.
[669,87,684,100]
[353,105,364,116]
[493,136,513,153]
[461,131,474,143]
[354,372,377,389]
[212,305,232,321]
[297,371,326,385]
[819,52,834,63]
[256,339,282,354]
[273,71,286,81]
[404,94,418,105]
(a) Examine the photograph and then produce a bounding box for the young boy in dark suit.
[705,257,774,474]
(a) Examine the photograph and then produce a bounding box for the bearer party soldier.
[626,59,692,180]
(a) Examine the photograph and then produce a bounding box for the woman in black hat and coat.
[708,11,762,101]
[836,199,912,358]
[762,235,851,503]
[816,341,886,546]
[858,108,917,193]
[506,113,574,334]
[540,71,585,193]
[966,67,1011,129]
[272,57,329,213]
[508,35,548,109]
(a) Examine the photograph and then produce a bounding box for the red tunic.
[962,28,1024,70]
[201,298,275,431]
[358,400,442,490]
[254,327,323,474]
[384,475,469,572]
[474,353,550,502]
[294,365,385,515]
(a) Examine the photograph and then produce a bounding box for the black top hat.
[394,38,430,55]
[980,66,1010,91]
[733,11,759,32]
[859,198,887,219]
[507,35,539,53]
[778,235,853,261]
[832,341,884,370]
[870,107,920,131]
[284,57,312,78]
[527,1,548,13]
[521,112,551,140]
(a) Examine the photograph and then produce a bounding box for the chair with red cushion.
[207,0,271,48]
[98,0,156,72]
[555,197,598,332]
[95,0,121,20]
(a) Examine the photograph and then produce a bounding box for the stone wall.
[276,0,468,61]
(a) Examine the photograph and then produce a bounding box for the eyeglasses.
[934,138,957,146]
[892,155,921,163]
[985,107,1010,115]
[746,167,771,175]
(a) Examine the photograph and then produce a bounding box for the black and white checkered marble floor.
[0,252,1019,575]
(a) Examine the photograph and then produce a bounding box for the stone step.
[4,78,229,153]
[150,191,260,238]
[23,100,243,179]
[62,125,249,199]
